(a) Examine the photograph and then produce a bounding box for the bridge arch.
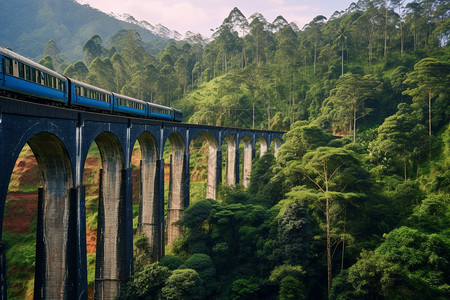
[30,132,74,299]
[2,131,73,299]
[135,132,161,261]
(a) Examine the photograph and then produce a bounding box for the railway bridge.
[0,97,283,299]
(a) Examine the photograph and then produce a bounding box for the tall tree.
[403,58,450,137]
[300,147,368,298]
[223,7,249,68]
[322,73,381,142]
[248,13,272,65]
[304,15,327,76]
[391,0,406,56]
[86,57,116,91]
[353,5,379,64]
[63,61,89,81]
[82,35,107,66]
[370,103,429,181]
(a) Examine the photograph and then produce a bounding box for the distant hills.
[111,13,183,41]
[0,0,191,61]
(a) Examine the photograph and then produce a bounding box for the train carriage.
[148,102,175,121]
[113,93,148,118]
[0,46,68,103]
[69,78,113,112]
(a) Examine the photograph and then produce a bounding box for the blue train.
[0,46,182,122]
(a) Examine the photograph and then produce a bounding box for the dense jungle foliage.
[113,0,447,299]
[2,0,449,299]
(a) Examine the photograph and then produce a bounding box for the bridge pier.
[167,151,186,246]
[93,131,133,300]
[216,149,223,195]
[226,135,238,185]
[205,139,218,200]
[94,167,133,299]
[157,158,165,257]
[68,186,88,299]
[241,136,253,188]
[138,153,161,261]
[259,138,268,157]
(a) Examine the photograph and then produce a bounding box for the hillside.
[1,0,449,298]
[0,0,171,61]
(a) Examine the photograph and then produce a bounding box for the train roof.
[147,101,177,111]
[69,78,113,95]
[0,46,66,81]
[112,92,148,105]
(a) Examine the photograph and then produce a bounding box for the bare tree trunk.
[314,41,317,77]
[400,15,404,57]
[252,102,255,129]
[341,211,346,271]
[428,92,432,136]
[353,105,357,143]
[324,164,332,298]
[404,159,407,182]
[384,4,388,58]
[326,197,332,298]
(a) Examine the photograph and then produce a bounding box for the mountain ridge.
[110,12,184,41]
[0,0,190,62]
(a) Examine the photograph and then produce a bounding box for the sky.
[76,0,357,38]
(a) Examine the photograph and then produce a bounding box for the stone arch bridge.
[0,97,283,299]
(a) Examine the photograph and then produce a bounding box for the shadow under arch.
[91,131,127,299]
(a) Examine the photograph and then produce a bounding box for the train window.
[35,70,41,84]
[59,79,65,92]
[25,66,31,80]
[46,75,51,88]
[31,68,36,83]
[18,62,25,79]
[3,58,13,75]
[43,73,48,87]
[152,106,170,115]
[46,75,54,89]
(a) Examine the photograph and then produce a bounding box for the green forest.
[3,0,450,299]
